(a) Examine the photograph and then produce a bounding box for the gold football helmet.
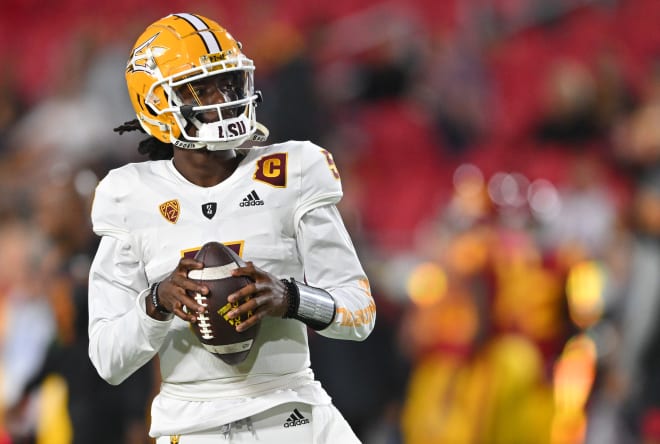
[125,13,267,151]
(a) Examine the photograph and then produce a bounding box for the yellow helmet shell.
[125,13,257,149]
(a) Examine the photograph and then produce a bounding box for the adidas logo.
[239,190,264,207]
[283,408,310,428]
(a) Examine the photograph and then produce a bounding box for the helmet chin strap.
[170,136,207,150]
[251,122,269,142]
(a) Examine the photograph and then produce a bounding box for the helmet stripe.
[174,13,222,54]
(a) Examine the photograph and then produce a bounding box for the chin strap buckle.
[251,122,269,143]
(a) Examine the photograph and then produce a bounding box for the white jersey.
[88,140,376,436]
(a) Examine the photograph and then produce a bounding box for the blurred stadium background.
[2,0,660,443]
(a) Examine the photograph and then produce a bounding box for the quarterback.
[88,12,375,443]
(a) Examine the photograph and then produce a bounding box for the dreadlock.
[113,119,174,160]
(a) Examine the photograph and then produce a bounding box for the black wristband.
[150,282,171,314]
[281,278,299,319]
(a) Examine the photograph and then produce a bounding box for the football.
[187,241,259,365]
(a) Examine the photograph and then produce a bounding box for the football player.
[88,12,376,443]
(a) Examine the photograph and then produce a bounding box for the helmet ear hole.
[145,103,159,117]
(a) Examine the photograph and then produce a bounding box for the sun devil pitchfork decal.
[159,199,180,223]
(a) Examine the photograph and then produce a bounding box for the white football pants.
[155,402,361,443]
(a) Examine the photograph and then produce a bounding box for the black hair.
[113,119,174,160]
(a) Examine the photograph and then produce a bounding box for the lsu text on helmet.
[125,13,267,151]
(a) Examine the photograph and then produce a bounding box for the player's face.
[175,71,247,121]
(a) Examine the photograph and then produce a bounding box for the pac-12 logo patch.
[202,202,217,219]
[159,199,180,224]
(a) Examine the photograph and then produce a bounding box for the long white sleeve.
[88,235,172,385]
[296,205,375,341]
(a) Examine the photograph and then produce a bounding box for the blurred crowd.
[2,0,660,443]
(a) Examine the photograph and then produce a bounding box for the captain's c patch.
[254,153,287,188]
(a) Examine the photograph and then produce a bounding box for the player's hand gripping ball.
[187,241,259,365]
